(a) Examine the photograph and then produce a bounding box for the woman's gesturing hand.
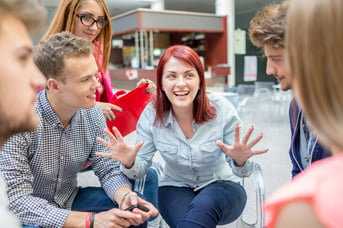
[96,126,144,168]
[215,124,268,166]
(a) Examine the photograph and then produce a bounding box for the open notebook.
[106,83,152,137]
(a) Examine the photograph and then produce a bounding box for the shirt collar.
[38,91,80,129]
[163,108,199,131]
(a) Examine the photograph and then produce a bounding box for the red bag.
[106,83,152,137]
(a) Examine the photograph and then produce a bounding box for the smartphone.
[125,204,150,212]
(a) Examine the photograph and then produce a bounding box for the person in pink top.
[264,0,343,227]
[43,0,155,122]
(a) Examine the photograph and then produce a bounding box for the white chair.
[133,161,163,193]
[271,84,293,121]
[235,163,265,228]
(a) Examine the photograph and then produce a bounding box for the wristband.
[119,191,131,209]
[85,212,92,228]
[90,212,95,228]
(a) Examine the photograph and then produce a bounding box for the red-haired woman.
[97,45,268,227]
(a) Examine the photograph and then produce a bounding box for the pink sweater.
[93,41,117,103]
[265,153,343,228]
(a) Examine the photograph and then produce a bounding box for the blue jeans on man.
[23,168,159,228]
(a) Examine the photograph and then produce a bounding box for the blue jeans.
[158,181,246,228]
[23,187,146,228]
[79,166,159,210]
[72,187,147,228]
[23,168,159,228]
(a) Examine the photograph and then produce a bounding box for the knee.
[145,168,159,186]
[192,182,247,224]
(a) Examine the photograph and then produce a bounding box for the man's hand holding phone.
[125,204,150,212]
[119,191,158,226]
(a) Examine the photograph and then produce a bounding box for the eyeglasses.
[76,14,108,30]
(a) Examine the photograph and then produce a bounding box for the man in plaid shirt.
[0,32,157,227]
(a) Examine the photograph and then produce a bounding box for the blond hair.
[249,2,288,49]
[0,0,46,37]
[286,0,343,151]
[43,0,112,71]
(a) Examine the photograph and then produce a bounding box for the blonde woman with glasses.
[44,0,155,121]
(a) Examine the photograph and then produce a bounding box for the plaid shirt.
[0,91,130,227]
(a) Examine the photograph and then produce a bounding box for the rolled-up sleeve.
[230,159,254,178]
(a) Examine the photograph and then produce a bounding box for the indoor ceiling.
[42,0,283,17]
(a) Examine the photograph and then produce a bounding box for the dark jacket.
[288,98,330,177]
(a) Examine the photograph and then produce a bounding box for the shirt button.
[196,176,200,181]
[60,156,64,160]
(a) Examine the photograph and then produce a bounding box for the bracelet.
[85,212,92,228]
[90,212,95,228]
[119,191,131,209]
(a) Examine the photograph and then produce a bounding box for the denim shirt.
[122,93,253,190]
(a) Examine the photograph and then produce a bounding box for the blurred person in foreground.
[0,0,46,226]
[265,0,343,227]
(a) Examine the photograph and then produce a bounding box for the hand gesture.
[96,127,144,168]
[97,101,122,121]
[215,125,268,166]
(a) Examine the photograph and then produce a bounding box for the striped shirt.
[0,91,130,227]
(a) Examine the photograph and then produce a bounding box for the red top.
[93,41,117,103]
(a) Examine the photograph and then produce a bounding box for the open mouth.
[88,94,96,99]
[275,75,284,82]
[174,91,189,96]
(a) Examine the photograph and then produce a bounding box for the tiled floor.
[78,86,294,228]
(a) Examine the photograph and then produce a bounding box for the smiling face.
[73,0,105,41]
[56,54,100,111]
[161,57,200,113]
[264,45,292,91]
[0,13,46,141]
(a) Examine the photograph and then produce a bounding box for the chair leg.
[236,163,265,228]
[134,174,146,194]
